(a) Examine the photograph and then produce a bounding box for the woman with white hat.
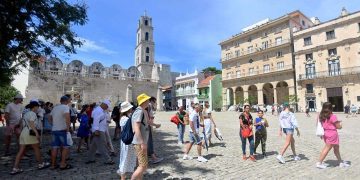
[117,101,136,180]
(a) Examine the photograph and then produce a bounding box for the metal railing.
[298,66,360,80]
[221,39,290,62]
[176,90,196,96]
[198,94,209,99]
[223,64,293,80]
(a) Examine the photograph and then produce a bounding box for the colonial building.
[197,74,223,111]
[25,13,176,108]
[294,8,360,112]
[219,11,313,110]
[175,70,204,110]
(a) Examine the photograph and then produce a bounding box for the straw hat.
[120,101,133,113]
[137,93,151,106]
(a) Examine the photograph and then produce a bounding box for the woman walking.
[76,105,90,153]
[316,102,350,169]
[276,104,301,164]
[239,105,256,162]
[176,106,186,145]
[117,101,136,180]
[10,101,50,175]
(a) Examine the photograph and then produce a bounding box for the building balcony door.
[306,97,316,112]
[326,87,343,112]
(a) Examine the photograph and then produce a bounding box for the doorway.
[182,99,186,110]
[326,87,343,112]
[306,97,316,112]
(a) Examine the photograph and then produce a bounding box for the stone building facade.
[220,11,313,110]
[175,70,204,110]
[25,14,175,108]
[294,8,360,112]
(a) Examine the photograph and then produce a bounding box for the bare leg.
[13,145,26,169]
[184,143,193,154]
[318,144,333,163]
[60,148,69,167]
[131,166,147,180]
[280,134,292,156]
[31,143,43,163]
[51,148,58,168]
[333,145,342,163]
[290,136,297,156]
[77,138,84,152]
[197,143,202,156]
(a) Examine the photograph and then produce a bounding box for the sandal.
[10,168,23,175]
[60,164,73,170]
[38,162,51,170]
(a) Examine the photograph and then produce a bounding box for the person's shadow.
[324,160,352,167]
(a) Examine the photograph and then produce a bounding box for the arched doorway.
[263,83,274,106]
[235,87,244,105]
[276,81,289,105]
[248,85,258,105]
[226,88,234,106]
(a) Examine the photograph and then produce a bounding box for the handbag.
[170,115,180,125]
[241,126,252,138]
[29,129,41,136]
[316,116,324,137]
[67,132,73,146]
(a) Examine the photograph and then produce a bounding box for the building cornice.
[294,37,360,55]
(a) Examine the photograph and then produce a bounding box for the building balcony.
[176,90,197,96]
[298,66,360,81]
[222,64,293,81]
[221,38,291,62]
[198,94,209,99]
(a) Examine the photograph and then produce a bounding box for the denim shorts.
[51,130,69,148]
[189,132,203,145]
[282,128,294,135]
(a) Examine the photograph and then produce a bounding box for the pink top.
[321,114,339,130]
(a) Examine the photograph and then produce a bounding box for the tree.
[0,0,88,86]
[201,67,222,75]
[0,85,19,108]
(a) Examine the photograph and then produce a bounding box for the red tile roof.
[198,75,215,88]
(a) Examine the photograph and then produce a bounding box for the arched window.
[146,47,150,53]
[145,32,149,41]
[146,56,149,62]
[145,20,148,26]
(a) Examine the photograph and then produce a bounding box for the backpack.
[121,109,145,145]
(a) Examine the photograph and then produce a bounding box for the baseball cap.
[60,96,69,102]
[14,94,24,99]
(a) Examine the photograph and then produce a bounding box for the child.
[76,105,90,153]
[316,102,350,169]
[254,110,268,157]
[203,102,216,146]
[276,103,301,164]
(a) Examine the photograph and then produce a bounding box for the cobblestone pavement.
[0,112,359,179]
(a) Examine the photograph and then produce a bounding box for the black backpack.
[121,109,145,145]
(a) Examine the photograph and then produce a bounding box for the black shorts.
[70,116,77,123]
[114,120,120,129]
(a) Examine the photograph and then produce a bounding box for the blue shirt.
[255,117,264,131]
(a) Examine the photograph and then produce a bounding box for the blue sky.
[61,0,360,74]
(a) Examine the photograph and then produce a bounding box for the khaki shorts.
[134,144,148,167]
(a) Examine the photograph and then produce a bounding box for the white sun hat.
[120,101,133,113]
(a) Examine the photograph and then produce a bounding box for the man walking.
[49,96,72,170]
[4,94,24,156]
[147,97,163,164]
[183,103,208,162]
[86,100,114,165]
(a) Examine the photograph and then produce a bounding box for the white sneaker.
[339,161,350,168]
[316,162,327,169]
[276,155,285,164]
[182,154,193,160]
[178,142,183,145]
[294,156,301,161]
[197,156,208,162]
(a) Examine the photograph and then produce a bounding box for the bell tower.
[135,11,155,79]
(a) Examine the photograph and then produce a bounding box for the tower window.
[145,20,148,26]
[146,47,150,53]
[145,32,149,41]
[146,56,149,62]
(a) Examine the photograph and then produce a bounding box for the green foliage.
[239,95,257,105]
[0,0,88,86]
[0,86,19,108]
[285,95,300,105]
[201,67,222,75]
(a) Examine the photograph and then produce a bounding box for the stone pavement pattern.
[0,112,359,179]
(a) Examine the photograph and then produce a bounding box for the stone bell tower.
[135,11,155,79]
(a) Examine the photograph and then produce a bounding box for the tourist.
[183,103,208,162]
[344,104,350,118]
[316,102,350,169]
[4,94,24,156]
[76,105,90,153]
[49,96,72,170]
[305,105,310,117]
[10,101,50,175]
[131,93,151,179]
[111,105,121,140]
[146,97,163,164]
[272,105,275,116]
[350,104,357,117]
[70,104,78,132]
[188,101,195,114]
[239,104,256,162]
[86,100,114,165]
[176,106,186,144]
[276,103,301,164]
[203,102,216,146]
[116,101,136,180]
[105,105,116,156]
[254,110,269,157]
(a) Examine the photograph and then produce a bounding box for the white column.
[126,84,132,102]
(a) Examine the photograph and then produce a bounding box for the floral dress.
[117,116,136,174]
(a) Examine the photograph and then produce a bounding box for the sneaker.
[197,156,208,162]
[339,161,350,168]
[178,142,183,145]
[294,156,301,161]
[182,154,193,160]
[316,162,327,169]
[276,155,285,164]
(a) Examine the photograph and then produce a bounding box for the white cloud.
[77,37,118,55]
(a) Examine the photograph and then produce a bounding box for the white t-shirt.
[50,104,69,131]
[189,111,200,133]
[203,108,211,120]
[22,111,38,129]
[5,102,24,125]
[91,106,108,132]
